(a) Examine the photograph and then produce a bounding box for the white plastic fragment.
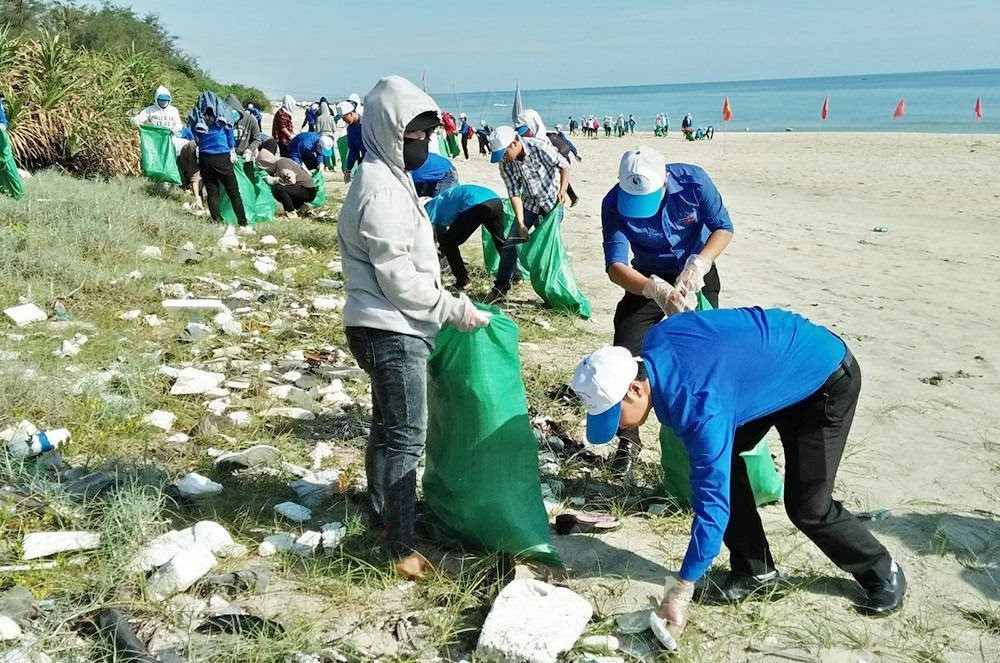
[578,635,620,652]
[139,246,163,259]
[274,501,311,523]
[22,531,101,560]
[227,411,252,427]
[258,533,295,557]
[174,472,223,498]
[648,612,679,653]
[146,546,217,601]
[144,314,163,327]
[312,297,345,312]
[0,615,21,640]
[144,410,176,431]
[118,309,142,321]
[167,433,190,444]
[132,521,244,573]
[4,304,47,327]
[259,235,278,245]
[170,368,225,395]
[253,256,278,275]
[320,522,347,553]
[261,407,315,421]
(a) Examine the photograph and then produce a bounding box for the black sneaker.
[453,277,470,291]
[855,561,905,617]
[694,571,792,605]
[485,287,507,304]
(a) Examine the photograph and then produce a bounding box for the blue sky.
[98,0,999,98]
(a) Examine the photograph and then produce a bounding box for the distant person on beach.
[337,76,491,581]
[476,120,492,155]
[302,102,319,132]
[592,116,600,138]
[441,112,461,158]
[338,99,364,182]
[681,112,694,139]
[411,151,459,197]
[628,114,636,134]
[315,97,338,170]
[568,116,578,135]
[256,148,317,217]
[287,131,332,171]
[486,125,570,301]
[187,92,249,232]
[664,112,670,134]
[423,184,506,290]
[617,113,626,137]
[246,103,263,126]
[604,116,613,137]
[600,146,734,475]
[571,311,906,645]
[272,95,296,157]
[458,112,473,160]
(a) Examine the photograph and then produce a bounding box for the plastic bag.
[0,127,25,200]
[519,205,592,319]
[423,306,561,566]
[138,125,182,185]
[481,199,529,280]
[220,163,275,225]
[307,169,326,207]
[660,294,783,506]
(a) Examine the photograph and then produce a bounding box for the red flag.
[892,98,905,120]
[975,96,983,121]
[821,96,829,120]
[722,97,733,122]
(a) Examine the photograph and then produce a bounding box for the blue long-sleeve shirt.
[557,131,579,157]
[603,163,733,274]
[288,131,322,170]
[346,122,364,171]
[641,308,846,582]
[195,124,234,155]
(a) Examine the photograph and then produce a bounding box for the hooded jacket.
[315,98,337,138]
[187,92,236,155]
[131,85,183,134]
[272,95,296,144]
[337,76,462,341]
[225,94,261,155]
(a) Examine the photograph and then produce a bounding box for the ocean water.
[437,69,999,134]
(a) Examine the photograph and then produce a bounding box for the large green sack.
[445,133,461,158]
[424,306,562,566]
[519,205,592,319]
[436,133,449,157]
[481,199,529,280]
[0,127,25,200]
[220,163,275,225]
[307,169,326,207]
[138,125,181,185]
[336,135,350,172]
[660,294,783,506]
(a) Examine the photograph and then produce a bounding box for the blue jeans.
[495,206,561,291]
[346,327,431,557]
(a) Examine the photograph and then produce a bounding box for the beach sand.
[432,130,1000,660]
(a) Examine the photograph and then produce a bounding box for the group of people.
[335,75,906,650]
[567,113,637,138]
[131,87,369,226]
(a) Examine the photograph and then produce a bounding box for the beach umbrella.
[512,83,523,125]
[892,98,906,119]
[974,96,983,120]
[821,96,829,120]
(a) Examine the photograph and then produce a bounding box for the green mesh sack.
[519,205,592,319]
[138,125,181,185]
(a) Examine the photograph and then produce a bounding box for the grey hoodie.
[337,76,462,341]
[225,94,261,155]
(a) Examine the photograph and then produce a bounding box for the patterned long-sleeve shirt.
[498,136,569,214]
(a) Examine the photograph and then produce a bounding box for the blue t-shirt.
[411,153,454,184]
[195,124,234,155]
[602,163,733,274]
[641,307,846,582]
[288,132,322,167]
[424,185,500,228]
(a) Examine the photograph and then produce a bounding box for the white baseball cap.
[488,126,518,163]
[336,101,356,117]
[617,147,666,217]
[571,346,639,444]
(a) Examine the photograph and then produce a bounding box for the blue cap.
[322,148,333,157]
[490,148,507,163]
[585,402,622,445]
[616,189,664,218]
[515,125,529,135]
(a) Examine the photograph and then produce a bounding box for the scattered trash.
[0,615,21,640]
[476,579,593,663]
[22,531,100,560]
[147,546,218,601]
[253,256,278,275]
[292,530,322,556]
[139,246,163,260]
[95,608,157,663]
[143,314,163,327]
[199,567,271,595]
[170,368,225,395]
[213,445,281,473]
[133,521,245,573]
[261,407,315,421]
[312,296,345,312]
[162,299,226,318]
[290,470,343,507]
[5,428,70,458]
[260,235,278,246]
[195,613,284,638]
[144,410,176,432]
[554,513,621,536]
[872,226,889,233]
[274,502,311,523]
[4,303,47,327]
[856,508,892,522]
[227,411,252,427]
[320,522,347,553]
[614,610,651,635]
[174,472,223,498]
[647,612,679,653]
[258,533,295,557]
[119,309,142,321]
[578,635,620,652]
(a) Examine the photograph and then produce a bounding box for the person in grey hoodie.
[337,75,491,580]
[225,94,261,179]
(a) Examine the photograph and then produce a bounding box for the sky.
[93,0,1000,99]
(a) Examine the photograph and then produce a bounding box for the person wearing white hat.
[601,146,734,475]
[485,125,570,301]
[571,309,905,647]
[337,99,364,182]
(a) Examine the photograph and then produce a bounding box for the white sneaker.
[237,225,256,236]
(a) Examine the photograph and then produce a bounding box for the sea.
[437,69,999,134]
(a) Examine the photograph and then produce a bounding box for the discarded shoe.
[554,513,621,536]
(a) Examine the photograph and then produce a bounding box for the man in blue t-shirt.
[423,184,504,290]
[411,152,459,198]
[601,146,735,476]
[571,308,905,646]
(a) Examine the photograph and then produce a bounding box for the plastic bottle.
[6,429,71,458]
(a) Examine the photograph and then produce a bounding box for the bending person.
[423,184,505,290]
[256,149,317,217]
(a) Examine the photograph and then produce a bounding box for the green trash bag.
[0,127,25,200]
[660,293,783,506]
[481,198,529,280]
[423,305,562,566]
[336,135,349,171]
[437,133,449,157]
[519,205,592,319]
[307,169,327,207]
[220,163,275,225]
[138,125,181,185]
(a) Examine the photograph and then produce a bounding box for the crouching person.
[256,149,316,218]
[571,306,905,645]
[338,76,491,579]
[423,184,506,291]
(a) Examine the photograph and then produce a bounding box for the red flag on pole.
[821,96,829,120]
[722,97,733,122]
[892,98,906,119]
[974,96,983,120]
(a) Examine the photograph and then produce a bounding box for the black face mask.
[403,137,429,171]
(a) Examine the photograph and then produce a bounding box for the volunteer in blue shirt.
[287,131,332,172]
[187,92,248,229]
[571,308,905,647]
[601,146,734,475]
[338,100,365,183]
[423,184,505,290]
[411,152,458,198]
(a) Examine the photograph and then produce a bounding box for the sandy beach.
[390,129,1000,660]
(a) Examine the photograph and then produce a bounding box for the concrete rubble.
[22,531,101,560]
[4,303,47,327]
[174,472,223,498]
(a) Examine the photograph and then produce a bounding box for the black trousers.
[613,266,720,452]
[724,353,893,584]
[435,199,505,284]
[461,135,470,159]
[200,152,247,226]
[272,183,317,212]
[477,136,488,154]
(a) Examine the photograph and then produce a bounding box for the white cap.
[336,101,356,117]
[617,147,667,217]
[320,135,335,151]
[571,346,639,444]
[459,112,467,118]
[488,126,518,163]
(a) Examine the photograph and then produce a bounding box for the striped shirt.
[498,136,569,214]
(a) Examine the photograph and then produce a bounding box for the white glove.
[229,151,237,164]
[642,275,694,316]
[263,175,279,186]
[452,293,492,331]
[242,149,253,162]
[674,254,712,297]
